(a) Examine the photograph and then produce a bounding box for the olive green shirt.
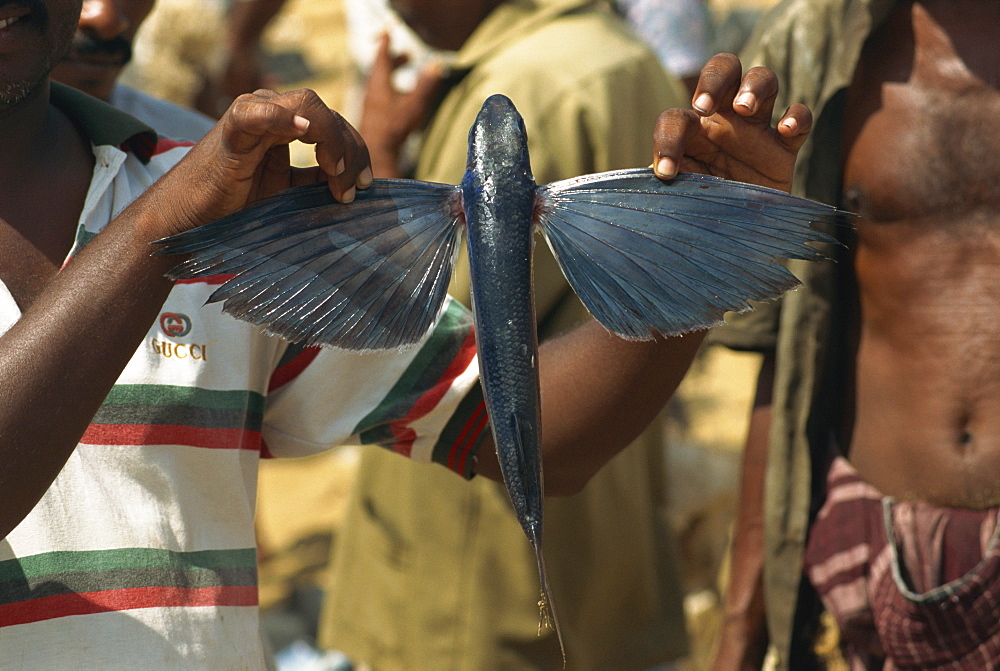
[320,1,691,669]
[711,0,898,667]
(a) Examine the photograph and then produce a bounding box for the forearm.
[226,0,286,52]
[0,199,179,537]
[0,88,369,538]
[714,352,774,670]
[475,320,705,494]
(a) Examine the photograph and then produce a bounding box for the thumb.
[220,91,310,163]
[408,59,445,115]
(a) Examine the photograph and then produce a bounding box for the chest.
[841,1,1000,225]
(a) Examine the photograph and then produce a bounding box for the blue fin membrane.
[537,169,844,339]
[157,171,844,348]
[157,180,463,351]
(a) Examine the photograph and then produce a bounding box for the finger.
[732,65,780,121]
[252,143,293,200]
[690,53,742,116]
[290,165,325,188]
[347,123,373,190]
[318,117,370,202]
[776,103,813,153]
[219,90,310,163]
[652,107,701,179]
[409,59,445,114]
[368,32,395,87]
[274,88,371,202]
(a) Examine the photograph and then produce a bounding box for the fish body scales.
[462,95,543,537]
[461,95,559,654]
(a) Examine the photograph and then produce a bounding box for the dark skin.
[843,0,1000,508]
[714,2,1000,669]
[0,0,372,538]
[357,0,501,176]
[49,0,155,102]
[0,19,808,540]
[195,0,286,117]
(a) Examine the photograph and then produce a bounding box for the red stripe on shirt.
[448,400,488,474]
[172,274,236,286]
[153,137,197,155]
[0,585,258,628]
[390,329,478,457]
[268,347,321,392]
[80,424,261,451]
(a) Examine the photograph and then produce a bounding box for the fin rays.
[537,169,845,338]
[156,180,463,350]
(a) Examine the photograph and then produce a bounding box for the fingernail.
[780,117,799,134]
[735,92,755,111]
[693,93,712,114]
[293,115,310,133]
[358,166,373,188]
[655,157,677,178]
[340,186,356,203]
[334,157,346,176]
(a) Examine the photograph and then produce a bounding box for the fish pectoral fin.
[155,180,465,351]
[536,169,849,339]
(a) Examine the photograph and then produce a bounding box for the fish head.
[465,94,534,187]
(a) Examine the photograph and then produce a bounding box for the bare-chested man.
[714,1,1000,669]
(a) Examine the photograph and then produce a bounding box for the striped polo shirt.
[0,85,486,669]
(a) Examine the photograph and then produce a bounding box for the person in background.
[616,0,714,95]
[194,0,285,118]
[712,1,1000,669]
[52,0,214,139]
[319,1,693,668]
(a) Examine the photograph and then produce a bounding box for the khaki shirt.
[321,1,692,669]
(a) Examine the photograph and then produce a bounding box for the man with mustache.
[0,0,817,666]
[50,0,213,140]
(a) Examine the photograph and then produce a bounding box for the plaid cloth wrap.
[804,456,1000,670]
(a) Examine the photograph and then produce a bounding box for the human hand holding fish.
[0,85,377,541]
[155,55,845,666]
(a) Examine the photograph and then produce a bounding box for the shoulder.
[110,85,216,143]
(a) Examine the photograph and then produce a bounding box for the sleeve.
[260,297,487,478]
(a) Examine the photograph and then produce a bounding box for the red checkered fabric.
[804,457,1000,670]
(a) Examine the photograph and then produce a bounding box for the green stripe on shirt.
[93,384,265,431]
[354,300,474,445]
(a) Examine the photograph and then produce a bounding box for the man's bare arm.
[0,89,371,538]
[713,352,774,670]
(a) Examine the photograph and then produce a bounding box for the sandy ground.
[121,2,781,668]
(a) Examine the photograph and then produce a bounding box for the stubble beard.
[0,1,80,106]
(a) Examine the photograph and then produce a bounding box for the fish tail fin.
[528,525,566,668]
